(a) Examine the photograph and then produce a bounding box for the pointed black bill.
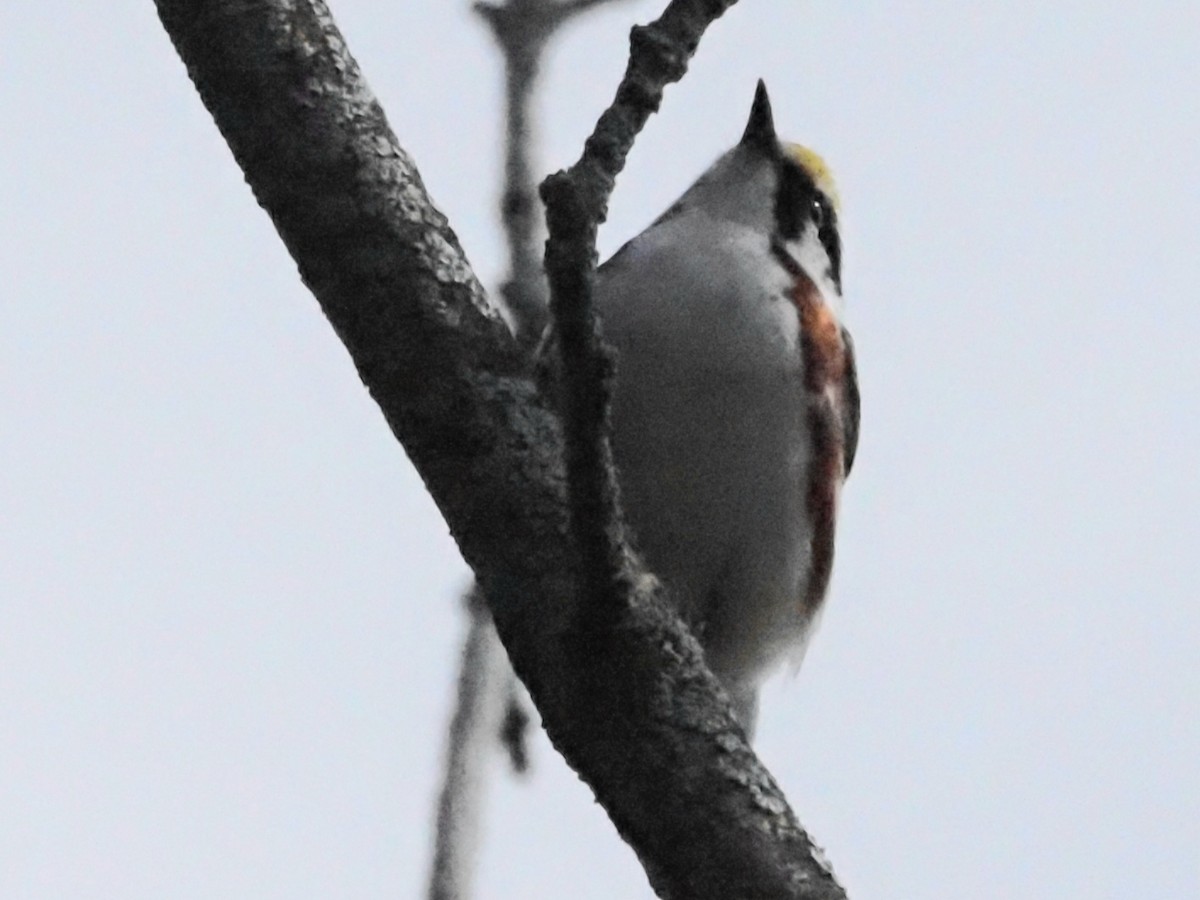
[740,79,777,152]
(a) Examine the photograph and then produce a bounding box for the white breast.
[596,213,824,710]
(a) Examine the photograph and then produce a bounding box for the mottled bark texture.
[153,1,846,896]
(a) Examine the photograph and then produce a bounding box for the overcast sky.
[2,1,1197,898]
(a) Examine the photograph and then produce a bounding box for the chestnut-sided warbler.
[576,81,860,738]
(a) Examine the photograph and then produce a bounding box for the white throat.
[784,222,843,315]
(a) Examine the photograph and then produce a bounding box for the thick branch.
[153,1,845,896]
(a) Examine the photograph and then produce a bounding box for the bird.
[579,80,860,739]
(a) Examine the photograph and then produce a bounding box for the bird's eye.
[810,196,826,228]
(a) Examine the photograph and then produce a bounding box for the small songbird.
[585,80,859,738]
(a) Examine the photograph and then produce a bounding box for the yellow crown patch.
[782,143,839,212]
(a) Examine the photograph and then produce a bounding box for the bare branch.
[539,0,849,893]
[541,0,744,611]
[152,1,847,896]
[429,589,512,900]
[430,11,625,883]
[475,0,635,348]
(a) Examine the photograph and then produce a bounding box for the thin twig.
[476,0,635,349]
[428,589,511,900]
[540,0,740,612]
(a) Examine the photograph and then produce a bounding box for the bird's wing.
[840,326,860,478]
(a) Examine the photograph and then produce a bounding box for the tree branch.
[428,589,512,900]
[475,0,635,348]
[540,0,743,613]
[152,1,847,896]
[427,4,628,894]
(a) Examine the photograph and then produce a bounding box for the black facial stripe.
[818,201,842,292]
[774,159,842,291]
[774,158,810,242]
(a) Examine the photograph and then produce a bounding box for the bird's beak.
[740,79,777,152]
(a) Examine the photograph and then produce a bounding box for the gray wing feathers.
[840,326,860,477]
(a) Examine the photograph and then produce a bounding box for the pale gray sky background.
[2,1,1197,897]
